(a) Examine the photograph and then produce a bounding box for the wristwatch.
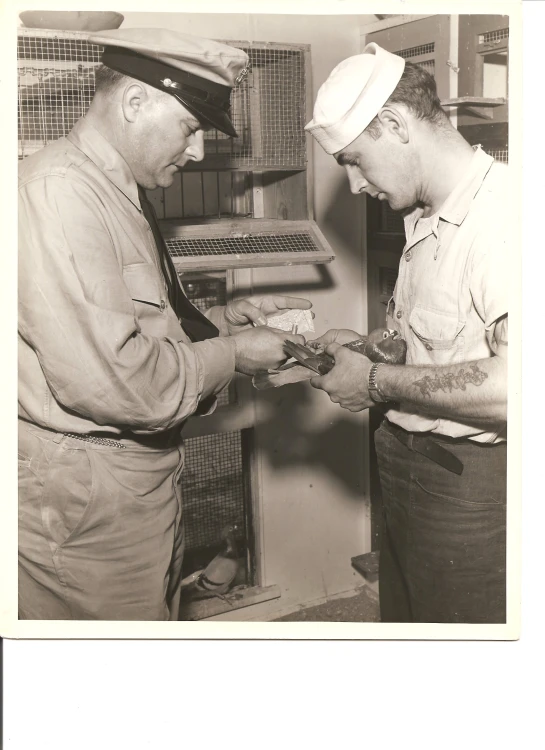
[368,363,389,404]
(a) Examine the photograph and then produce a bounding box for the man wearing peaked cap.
[307,43,509,624]
[18,28,310,621]
[88,28,250,137]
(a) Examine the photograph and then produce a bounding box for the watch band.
[368,362,388,403]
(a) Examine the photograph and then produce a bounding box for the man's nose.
[185,130,205,163]
[346,166,368,195]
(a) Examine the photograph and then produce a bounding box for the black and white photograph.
[2,0,522,638]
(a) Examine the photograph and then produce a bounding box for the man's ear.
[377,105,409,144]
[121,82,149,124]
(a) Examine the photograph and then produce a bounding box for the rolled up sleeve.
[470,222,509,334]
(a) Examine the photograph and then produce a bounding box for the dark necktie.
[138,186,219,342]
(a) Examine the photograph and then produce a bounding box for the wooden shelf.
[441,96,507,120]
[179,584,281,620]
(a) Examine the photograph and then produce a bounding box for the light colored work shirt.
[18,117,235,436]
[385,146,509,443]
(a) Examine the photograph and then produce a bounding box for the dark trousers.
[375,421,507,623]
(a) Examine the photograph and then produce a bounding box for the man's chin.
[156,174,176,189]
[385,198,407,213]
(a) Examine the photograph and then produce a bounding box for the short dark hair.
[366,61,449,139]
[93,64,130,96]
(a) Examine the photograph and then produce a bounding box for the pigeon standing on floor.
[180,524,241,604]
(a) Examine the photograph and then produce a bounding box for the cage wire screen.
[487,148,508,163]
[200,43,307,169]
[181,431,250,585]
[18,30,307,169]
[479,28,509,45]
[18,29,101,157]
[168,231,318,258]
[163,220,335,270]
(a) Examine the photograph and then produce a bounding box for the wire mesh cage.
[479,28,509,45]
[18,29,308,169]
[180,430,252,586]
[197,42,308,170]
[395,42,436,77]
[486,147,508,163]
[162,218,335,271]
[18,29,101,157]
[395,42,435,59]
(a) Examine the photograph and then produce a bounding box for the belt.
[384,421,464,475]
[64,428,182,450]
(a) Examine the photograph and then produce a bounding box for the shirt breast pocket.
[408,306,465,365]
[123,263,166,316]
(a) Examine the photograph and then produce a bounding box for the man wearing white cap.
[18,29,309,620]
[307,44,509,623]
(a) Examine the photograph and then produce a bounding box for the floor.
[273,585,380,622]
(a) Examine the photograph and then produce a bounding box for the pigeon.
[253,328,407,389]
[180,523,241,605]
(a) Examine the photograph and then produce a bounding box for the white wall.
[120,12,374,619]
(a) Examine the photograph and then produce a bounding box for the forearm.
[377,356,507,426]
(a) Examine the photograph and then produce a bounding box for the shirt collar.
[436,145,495,226]
[403,145,495,249]
[67,117,141,209]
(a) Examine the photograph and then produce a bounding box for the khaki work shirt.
[18,117,235,436]
[385,147,509,443]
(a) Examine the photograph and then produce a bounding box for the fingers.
[309,375,323,389]
[307,329,361,349]
[307,329,340,349]
[231,300,267,326]
[268,295,312,311]
[324,342,343,357]
[282,332,306,346]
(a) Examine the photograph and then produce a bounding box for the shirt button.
[426,343,433,351]
[160,300,166,311]
[396,310,403,319]
[405,251,412,261]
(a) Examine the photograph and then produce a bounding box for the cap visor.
[172,93,238,138]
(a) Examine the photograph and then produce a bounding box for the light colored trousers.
[18,420,185,621]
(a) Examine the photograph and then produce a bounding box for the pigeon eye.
[382,331,389,339]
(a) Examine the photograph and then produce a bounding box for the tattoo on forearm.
[413,364,488,398]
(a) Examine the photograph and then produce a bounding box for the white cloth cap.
[305,43,405,155]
